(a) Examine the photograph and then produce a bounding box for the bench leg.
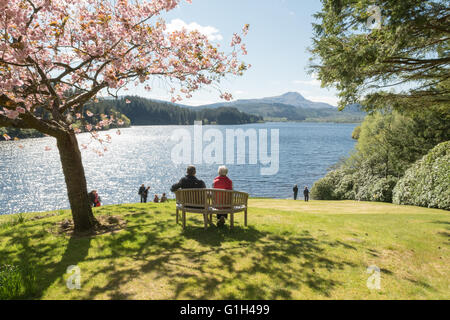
[203,213,208,230]
[176,209,179,225]
[244,209,248,227]
[182,210,186,229]
[209,214,213,225]
[230,213,234,229]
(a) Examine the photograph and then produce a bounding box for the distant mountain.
[102,93,365,123]
[187,92,365,123]
[257,92,335,109]
[195,92,336,110]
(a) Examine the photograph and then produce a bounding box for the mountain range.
[186,92,365,122]
[197,92,336,110]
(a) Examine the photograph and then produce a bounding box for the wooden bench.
[175,189,249,229]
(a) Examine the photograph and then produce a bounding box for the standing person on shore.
[304,186,310,202]
[142,187,150,203]
[138,184,146,203]
[293,185,299,200]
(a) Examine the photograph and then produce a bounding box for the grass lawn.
[0,199,448,300]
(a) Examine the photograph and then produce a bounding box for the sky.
[125,0,339,106]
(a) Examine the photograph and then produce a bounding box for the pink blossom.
[5,110,19,119]
[0,0,249,154]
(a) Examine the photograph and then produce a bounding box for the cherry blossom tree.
[0,0,249,233]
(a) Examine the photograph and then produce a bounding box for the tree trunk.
[56,131,98,233]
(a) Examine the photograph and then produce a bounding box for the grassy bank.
[0,200,448,300]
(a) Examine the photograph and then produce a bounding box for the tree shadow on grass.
[79,215,357,299]
[1,213,357,300]
[0,223,92,299]
[166,229,356,299]
[432,220,450,228]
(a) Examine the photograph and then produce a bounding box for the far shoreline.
[1,121,360,142]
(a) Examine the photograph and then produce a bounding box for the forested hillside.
[1,96,263,140]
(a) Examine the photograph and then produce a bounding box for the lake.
[0,122,357,215]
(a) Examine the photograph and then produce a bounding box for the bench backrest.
[175,189,248,209]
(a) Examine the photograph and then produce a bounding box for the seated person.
[88,190,101,207]
[171,165,206,208]
[213,166,233,227]
[171,165,206,192]
[160,193,168,203]
[153,194,160,203]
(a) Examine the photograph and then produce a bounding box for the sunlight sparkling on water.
[0,122,357,215]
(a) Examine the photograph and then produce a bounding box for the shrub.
[334,173,356,200]
[352,126,361,140]
[393,141,450,210]
[370,176,398,203]
[311,172,338,200]
[311,169,352,200]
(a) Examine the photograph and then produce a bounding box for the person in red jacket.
[213,166,233,227]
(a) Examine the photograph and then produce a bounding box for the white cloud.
[303,95,339,106]
[166,19,223,41]
[293,73,321,87]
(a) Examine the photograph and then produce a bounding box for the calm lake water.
[0,122,357,215]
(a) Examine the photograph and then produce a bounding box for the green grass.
[0,200,448,300]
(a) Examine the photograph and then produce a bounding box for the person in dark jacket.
[142,187,150,203]
[304,186,310,202]
[88,190,96,207]
[138,184,146,203]
[170,166,206,192]
[293,185,299,200]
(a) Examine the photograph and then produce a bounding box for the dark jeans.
[304,195,309,202]
[294,192,298,200]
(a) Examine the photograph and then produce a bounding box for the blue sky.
[125,0,338,106]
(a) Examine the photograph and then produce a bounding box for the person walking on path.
[304,186,310,202]
[293,185,299,200]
